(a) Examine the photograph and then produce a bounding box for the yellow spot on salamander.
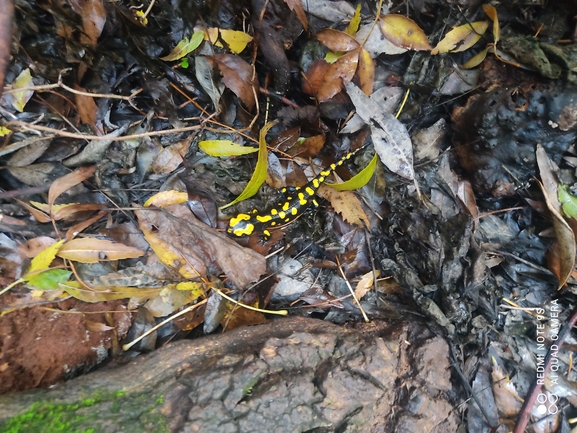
[282,202,290,211]
[279,211,286,219]
[285,218,290,222]
[256,214,272,223]
[263,229,271,238]
[305,187,315,196]
[330,163,336,170]
[312,179,320,188]
[298,192,307,206]
[312,199,319,207]
[319,177,325,183]
[229,214,251,227]
[321,170,331,177]
[271,209,278,215]
[291,207,298,215]
[233,223,255,236]
[270,221,276,226]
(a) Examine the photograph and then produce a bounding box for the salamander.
[227,143,368,240]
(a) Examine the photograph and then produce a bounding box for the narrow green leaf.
[345,4,362,36]
[326,153,378,191]
[199,140,258,157]
[559,185,577,220]
[27,269,72,290]
[220,121,277,209]
[160,31,205,61]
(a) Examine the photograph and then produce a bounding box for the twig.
[336,256,369,322]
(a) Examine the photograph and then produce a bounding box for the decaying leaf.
[284,0,308,31]
[345,82,414,180]
[57,238,145,263]
[209,54,257,109]
[199,140,258,157]
[431,21,489,55]
[536,144,575,289]
[354,269,380,299]
[483,4,500,43]
[48,166,96,214]
[136,205,266,288]
[317,185,370,228]
[144,190,189,207]
[80,0,106,47]
[379,14,431,51]
[61,282,161,303]
[195,56,224,110]
[357,48,375,96]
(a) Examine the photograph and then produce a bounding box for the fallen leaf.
[160,31,204,61]
[146,284,202,317]
[345,4,362,35]
[559,185,577,220]
[379,14,431,51]
[354,269,380,299]
[317,185,370,228]
[74,84,98,130]
[483,4,500,43]
[316,28,360,52]
[345,82,414,180]
[284,0,308,31]
[57,238,145,263]
[326,153,377,191]
[431,21,489,55]
[19,236,56,258]
[536,144,575,289]
[8,68,34,112]
[210,54,257,110]
[357,48,375,96]
[25,239,65,276]
[199,140,258,157]
[48,165,96,214]
[318,50,359,102]
[204,28,253,54]
[303,59,331,96]
[220,121,276,209]
[80,0,106,47]
[144,190,189,207]
[27,269,72,290]
[195,56,224,110]
[61,281,161,303]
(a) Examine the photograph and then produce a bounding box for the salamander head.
[227,213,255,237]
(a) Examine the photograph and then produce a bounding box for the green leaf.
[199,140,258,157]
[160,31,204,61]
[559,185,577,220]
[25,239,66,277]
[220,121,276,209]
[325,153,378,191]
[27,269,72,290]
[345,4,362,36]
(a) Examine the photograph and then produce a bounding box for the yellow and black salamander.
[227,143,368,240]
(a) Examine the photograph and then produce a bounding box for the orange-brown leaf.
[80,0,106,47]
[357,48,375,96]
[379,14,431,51]
[210,54,256,110]
[284,0,308,31]
[73,84,98,131]
[303,59,331,96]
[48,166,96,213]
[317,50,359,102]
[316,28,360,52]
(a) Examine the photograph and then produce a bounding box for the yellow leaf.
[30,201,78,215]
[482,4,500,43]
[345,4,362,36]
[10,68,34,112]
[160,31,204,61]
[25,239,65,276]
[326,153,377,191]
[205,28,253,54]
[61,281,161,303]
[220,121,276,209]
[176,281,204,300]
[57,238,144,263]
[357,48,375,96]
[317,186,370,228]
[379,14,432,51]
[431,21,489,55]
[0,126,12,136]
[199,140,258,157]
[461,47,489,69]
[144,190,189,207]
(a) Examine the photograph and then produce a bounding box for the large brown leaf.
[317,50,359,102]
[209,54,257,110]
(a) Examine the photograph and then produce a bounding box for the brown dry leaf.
[284,0,308,31]
[19,236,57,258]
[210,54,256,110]
[80,0,106,47]
[16,199,51,223]
[318,50,359,102]
[61,282,160,303]
[354,269,380,299]
[536,144,575,289]
[84,319,115,332]
[53,203,106,221]
[431,21,489,55]
[136,204,266,288]
[379,14,431,51]
[73,84,98,130]
[145,285,201,317]
[491,358,522,416]
[65,210,107,240]
[457,179,479,219]
[144,190,189,207]
[222,302,267,331]
[296,134,325,158]
[317,185,369,228]
[57,238,145,263]
[48,165,96,213]
[357,48,375,96]
[152,138,191,174]
[303,59,330,96]
[316,28,360,52]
